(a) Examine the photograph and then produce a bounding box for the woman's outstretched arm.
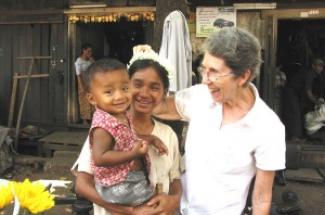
[153,96,182,121]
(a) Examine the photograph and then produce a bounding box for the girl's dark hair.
[128,59,170,92]
[83,58,127,92]
[81,43,92,50]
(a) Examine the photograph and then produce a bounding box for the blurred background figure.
[303,58,325,114]
[75,43,95,125]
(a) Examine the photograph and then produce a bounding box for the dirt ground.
[1,156,325,215]
[273,181,325,214]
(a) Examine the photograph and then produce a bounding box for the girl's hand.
[137,135,168,156]
[132,140,149,157]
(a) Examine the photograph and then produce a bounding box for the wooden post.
[8,73,18,128]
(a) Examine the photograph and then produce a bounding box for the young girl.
[83,58,166,209]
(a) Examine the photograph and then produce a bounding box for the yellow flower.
[11,179,55,214]
[0,184,13,209]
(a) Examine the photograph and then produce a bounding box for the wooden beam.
[14,74,49,79]
[17,56,52,60]
[0,10,63,15]
[0,21,63,25]
[64,6,156,15]
[262,8,325,19]
[0,13,64,25]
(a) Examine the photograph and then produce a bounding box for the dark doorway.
[277,19,325,140]
[77,19,153,63]
[277,19,325,69]
[103,17,146,64]
[70,19,154,126]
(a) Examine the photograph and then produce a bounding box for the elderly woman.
[154,27,286,214]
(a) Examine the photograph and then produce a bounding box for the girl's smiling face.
[130,67,166,114]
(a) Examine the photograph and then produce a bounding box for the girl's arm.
[92,128,147,167]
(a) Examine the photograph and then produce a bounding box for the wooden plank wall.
[14,25,50,126]
[0,26,13,125]
[237,12,266,49]
[50,23,67,125]
[0,23,66,127]
[237,11,267,98]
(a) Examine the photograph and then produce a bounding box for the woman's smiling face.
[201,52,244,104]
[130,67,166,114]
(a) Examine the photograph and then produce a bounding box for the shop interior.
[276,19,325,141]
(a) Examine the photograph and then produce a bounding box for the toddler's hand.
[150,136,168,156]
[132,140,149,157]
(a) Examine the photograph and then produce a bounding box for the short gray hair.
[203,27,262,81]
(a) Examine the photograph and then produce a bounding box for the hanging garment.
[159,10,192,92]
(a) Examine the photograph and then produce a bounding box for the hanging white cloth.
[159,10,192,92]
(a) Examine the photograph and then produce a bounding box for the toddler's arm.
[92,128,147,167]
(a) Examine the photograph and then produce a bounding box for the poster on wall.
[196,7,236,38]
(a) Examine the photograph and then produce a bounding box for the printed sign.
[196,7,236,38]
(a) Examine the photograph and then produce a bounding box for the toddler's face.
[88,69,131,115]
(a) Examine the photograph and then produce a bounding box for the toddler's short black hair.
[82,58,127,92]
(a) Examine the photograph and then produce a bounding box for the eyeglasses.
[197,66,234,81]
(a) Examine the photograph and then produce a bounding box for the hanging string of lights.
[68,12,155,23]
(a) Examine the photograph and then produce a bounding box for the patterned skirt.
[78,83,94,120]
[95,171,154,206]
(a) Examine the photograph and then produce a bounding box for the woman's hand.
[133,44,153,54]
[131,205,156,215]
[146,193,179,215]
